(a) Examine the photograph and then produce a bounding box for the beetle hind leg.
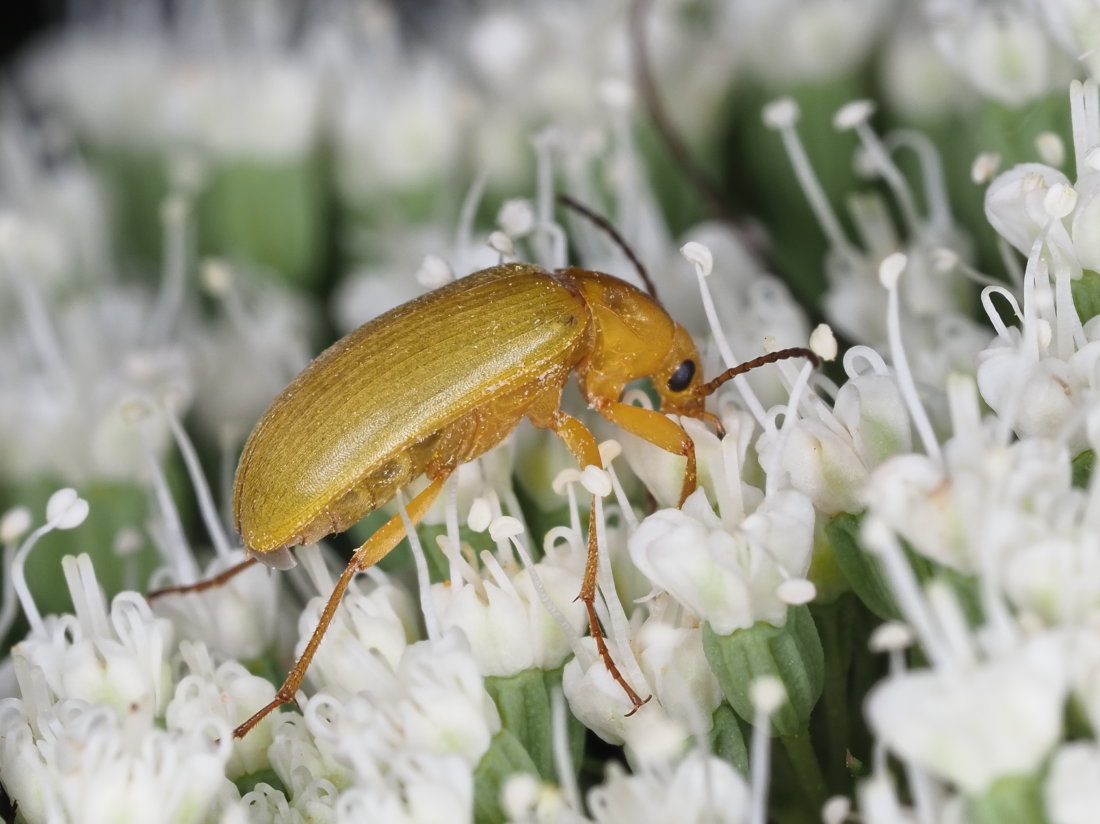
[232,473,450,739]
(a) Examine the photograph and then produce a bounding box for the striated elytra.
[234,262,708,569]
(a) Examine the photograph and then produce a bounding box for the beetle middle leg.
[233,473,450,739]
[539,409,649,713]
[146,556,259,602]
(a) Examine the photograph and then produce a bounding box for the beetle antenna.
[557,193,660,302]
[698,347,820,398]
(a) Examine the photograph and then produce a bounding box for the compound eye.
[667,359,696,392]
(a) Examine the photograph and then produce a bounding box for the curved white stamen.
[885,130,954,234]
[63,554,111,643]
[843,345,891,378]
[163,404,233,557]
[979,285,1023,339]
[764,360,815,497]
[881,256,942,463]
[11,492,89,636]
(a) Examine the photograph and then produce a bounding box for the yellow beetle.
[161,258,815,738]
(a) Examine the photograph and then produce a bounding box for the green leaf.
[198,155,329,289]
[1072,450,1096,489]
[473,729,540,824]
[484,668,555,780]
[708,703,749,775]
[825,512,903,620]
[703,605,824,737]
[1072,269,1100,324]
[968,774,1047,824]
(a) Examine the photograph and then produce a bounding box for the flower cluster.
[5,2,1100,823]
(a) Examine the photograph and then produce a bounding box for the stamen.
[532,129,568,269]
[880,254,942,463]
[11,489,89,637]
[454,169,488,277]
[863,517,949,670]
[551,688,582,811]
[837,102,922,235]
[0,216,71,388]
[599,440,639,532]
[884,130,954,234]
[397,489,439,642]
[144,192,192,344]
[162,402,233,557]
[680,242,766,423]
[127,401,199,582]
[763,98,853,255]
[748,676,784,824]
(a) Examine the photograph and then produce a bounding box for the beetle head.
[651,321,708,419]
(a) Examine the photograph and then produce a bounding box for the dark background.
[2,2,62,65]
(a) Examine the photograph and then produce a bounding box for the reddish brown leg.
[233,474,449,738]
[542,409,649,712]
[592,397,697,506]
[146,556,258,602]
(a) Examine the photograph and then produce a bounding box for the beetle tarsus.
[581,597,648,711]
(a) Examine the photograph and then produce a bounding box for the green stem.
[780,727,829,815]
[811,598,854,795]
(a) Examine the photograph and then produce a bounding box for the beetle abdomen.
[233,263,589,554]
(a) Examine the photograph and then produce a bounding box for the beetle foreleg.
[232,473,449,739]
[538,409,649,713]
[591,398,697,507]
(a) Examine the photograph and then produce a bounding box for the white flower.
[866,633,1068,794]
[562,636,650,747]
[150,551,282,663]
[629,488,815,634]
[588,750,749,824]
[761,361,912,515]
[1045,742,1100,824]
[633,613,723,734]
[294,551,416,699]
[335,753,474,824]
[165,641,279,779]
[311,630,499,769]
[12,554,174,729]
[927,1,1063,106]
[432,549,585,678]
[0,700,232,824]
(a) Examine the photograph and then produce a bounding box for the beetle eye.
[666,359,695,392]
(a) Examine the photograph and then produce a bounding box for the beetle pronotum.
[153,223,817,739]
